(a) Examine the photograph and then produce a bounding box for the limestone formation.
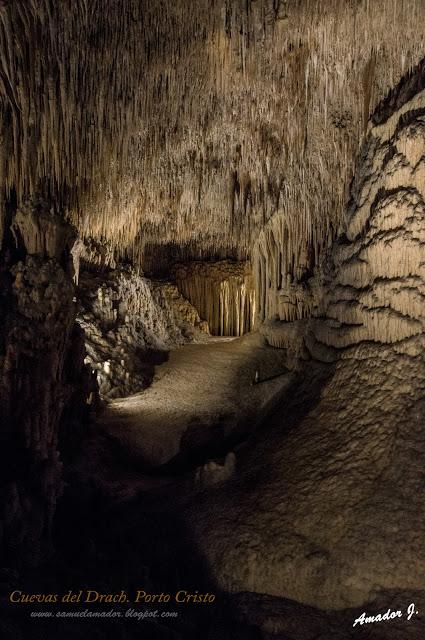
[11,199,76,262]
[253,212,319,323]
[0,1,424,274]
[194,452,237,490]
[78,267,209,398]
[259,318,309,364]
[173,260,255,336]
[0,2,423,638]
[186,59,425,612]
[0,205,90,566]
[97,332,293,469]
[313,98,425,351]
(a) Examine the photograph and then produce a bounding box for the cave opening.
[0,2,424,640]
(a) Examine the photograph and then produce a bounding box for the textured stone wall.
[0,1,424,272]
[0,200,90,566]
[78,267,209,398]
[253,212,318,323]
[189,59,425,611]
[312,92,425,352]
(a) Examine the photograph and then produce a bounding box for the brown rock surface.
[0,202,90,565]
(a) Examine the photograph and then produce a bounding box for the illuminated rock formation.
[78,267,209,398]
[188,59,425,611]
[0,3,424,636]
[312,96,425,350]
[173,261,255,336]
[0,1,424,272]
[253,212,317,322]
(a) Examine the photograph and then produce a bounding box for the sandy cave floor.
[94,332,294,470]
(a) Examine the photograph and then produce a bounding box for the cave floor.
[28,336,424,640]
[94,332,294,470]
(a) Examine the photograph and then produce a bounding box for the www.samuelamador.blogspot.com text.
[30,609,181,621]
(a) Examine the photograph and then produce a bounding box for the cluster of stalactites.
[252,211,320,323]
[0,0,424,269]
[173,261,256,337]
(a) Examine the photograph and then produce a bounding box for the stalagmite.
[0,3,424,636]
[187,55,425,616]
[313,89,425,350]
[0,212,91,565]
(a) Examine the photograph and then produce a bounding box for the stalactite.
[11,198,76,260]
[187,60,425,613]
[173,261,256,336]
[253,212,316,323]
[0,0,423,272]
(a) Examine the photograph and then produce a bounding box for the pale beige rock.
[186,71,425,611]
[97,332,293,468]
[78,268,209,399]
[173,260,255,336]
[0,1,424,271]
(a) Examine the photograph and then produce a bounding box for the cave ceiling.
[0,0,424,267]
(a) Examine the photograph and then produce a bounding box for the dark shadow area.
[232,358,338,491]
[1,348,424,639]
[0,474,262,639]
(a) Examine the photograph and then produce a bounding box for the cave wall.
[312,90,425,351]
[78,267,209,398]
[253,213,318,323]
[0,200,90,566]
[0,0,423,579]
[190,57,425,611]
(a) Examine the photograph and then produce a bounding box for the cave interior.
[0,1,424,639]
